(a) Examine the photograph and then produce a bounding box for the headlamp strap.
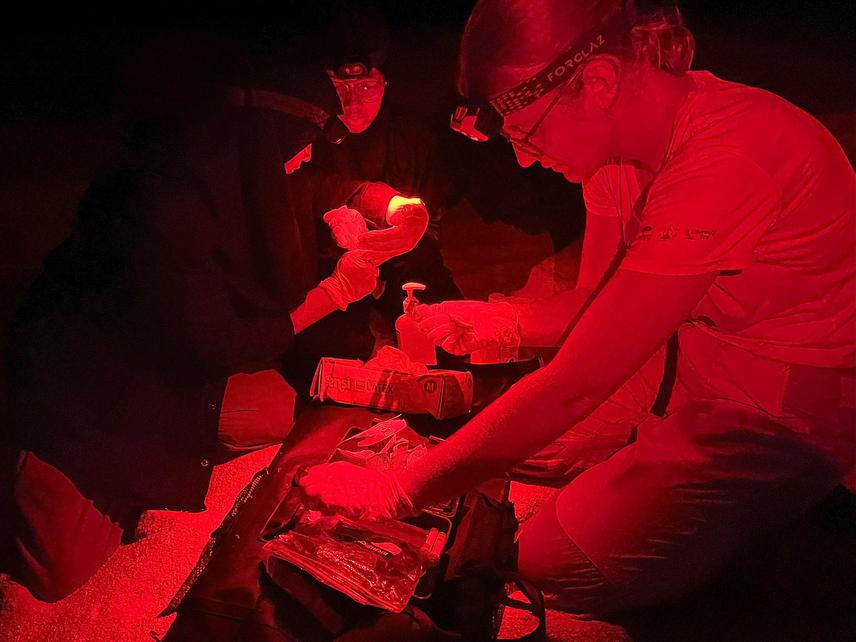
[489,8,628,116]
[224,86,331,131]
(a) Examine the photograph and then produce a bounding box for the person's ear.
[581,56,621,110]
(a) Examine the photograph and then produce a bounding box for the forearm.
[400,269,716,510]
[399,363,597,508]
[289,286,339,335]
[314,174,399,227]
[514,287,593,347]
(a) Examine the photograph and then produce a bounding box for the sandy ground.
[0,447,278,642]
[0,447,630,642]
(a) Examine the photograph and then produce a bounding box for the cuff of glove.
[386,196,425,225]
[318,277,350,311]
[496,301,522,359]
[470,301,522,364]
[387,472,416,518]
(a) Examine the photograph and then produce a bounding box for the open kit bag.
[162,410,545,642]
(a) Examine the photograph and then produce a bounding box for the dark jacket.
[7,97,396,513]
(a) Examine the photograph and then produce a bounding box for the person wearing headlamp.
[3,29,426,603]
[301,0,855,616]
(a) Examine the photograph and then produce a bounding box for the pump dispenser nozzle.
[402,281,426,316]
[395,281,436,365]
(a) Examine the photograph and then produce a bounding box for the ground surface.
[0,448,631,642]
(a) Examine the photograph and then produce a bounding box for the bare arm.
[514,287,592,347]
[514,214,625,347]
[400,268,716,508]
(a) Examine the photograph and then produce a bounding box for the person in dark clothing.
[4,34,428,602]
[282,101,465,391]
[280,8,463,387]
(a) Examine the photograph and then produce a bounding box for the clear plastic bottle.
[395,282,437,366]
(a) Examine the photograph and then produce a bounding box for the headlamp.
[331,61,372,79]
[450,104,503,142]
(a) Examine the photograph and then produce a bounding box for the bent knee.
[517,504,620,616]
[25,571,88,603]
[11,451,124,602]
[219,370,297,451]
[11,545,106,603]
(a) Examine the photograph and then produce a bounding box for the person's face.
[500,64,616,183]
[329,68,386,133]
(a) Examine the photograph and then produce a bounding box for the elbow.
[151,320,245,379]
[539,363,604,423]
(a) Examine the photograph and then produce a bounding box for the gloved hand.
[319,250,380,311]
[356,201,429,264]
[298,460,415,520]
[323,206,368,250]
[413,300,520,356]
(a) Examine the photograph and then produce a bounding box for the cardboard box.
[310,357,473,419]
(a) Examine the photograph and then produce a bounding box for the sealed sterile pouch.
[263,509,447,613]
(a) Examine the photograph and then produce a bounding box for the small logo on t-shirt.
[659,224,679,241]
[685,228,716,241]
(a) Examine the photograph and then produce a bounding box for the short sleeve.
[622,150,782,275]
[583,166,623,219]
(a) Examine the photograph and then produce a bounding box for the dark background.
[1,2,853,119]
[1,0,853,240]
[1,0,854,320]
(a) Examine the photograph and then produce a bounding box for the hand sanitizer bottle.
[395,282,437,366]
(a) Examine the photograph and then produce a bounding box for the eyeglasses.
[332,78,387,101]
[500,66,586,157]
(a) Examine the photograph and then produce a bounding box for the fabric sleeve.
[309,170,399,227]
[347,181,400,225]
[128,175,296,377]
[622,149,782,275]
[582,166,624,219]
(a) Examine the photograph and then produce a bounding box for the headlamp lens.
[334,61,371,78]
[449,104,503,142]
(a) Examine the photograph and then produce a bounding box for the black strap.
[224,86,331,130]
[649,333,678,417]
[495,572,547,642]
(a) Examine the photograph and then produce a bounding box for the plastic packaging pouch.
[333,417,428,472]
[264,509,446,612]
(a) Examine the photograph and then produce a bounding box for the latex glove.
[299,460,414,520]
[385,195,426,225]
[365,345,429,374]
[413,300,520,356]
[319,250,380,311]
[323,206,368,250]
[357,201,429,264]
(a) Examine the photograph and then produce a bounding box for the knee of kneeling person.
[31,574,86,603]
[219,370,297,451]
[517,517,619,617]
[12,555,100,603]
